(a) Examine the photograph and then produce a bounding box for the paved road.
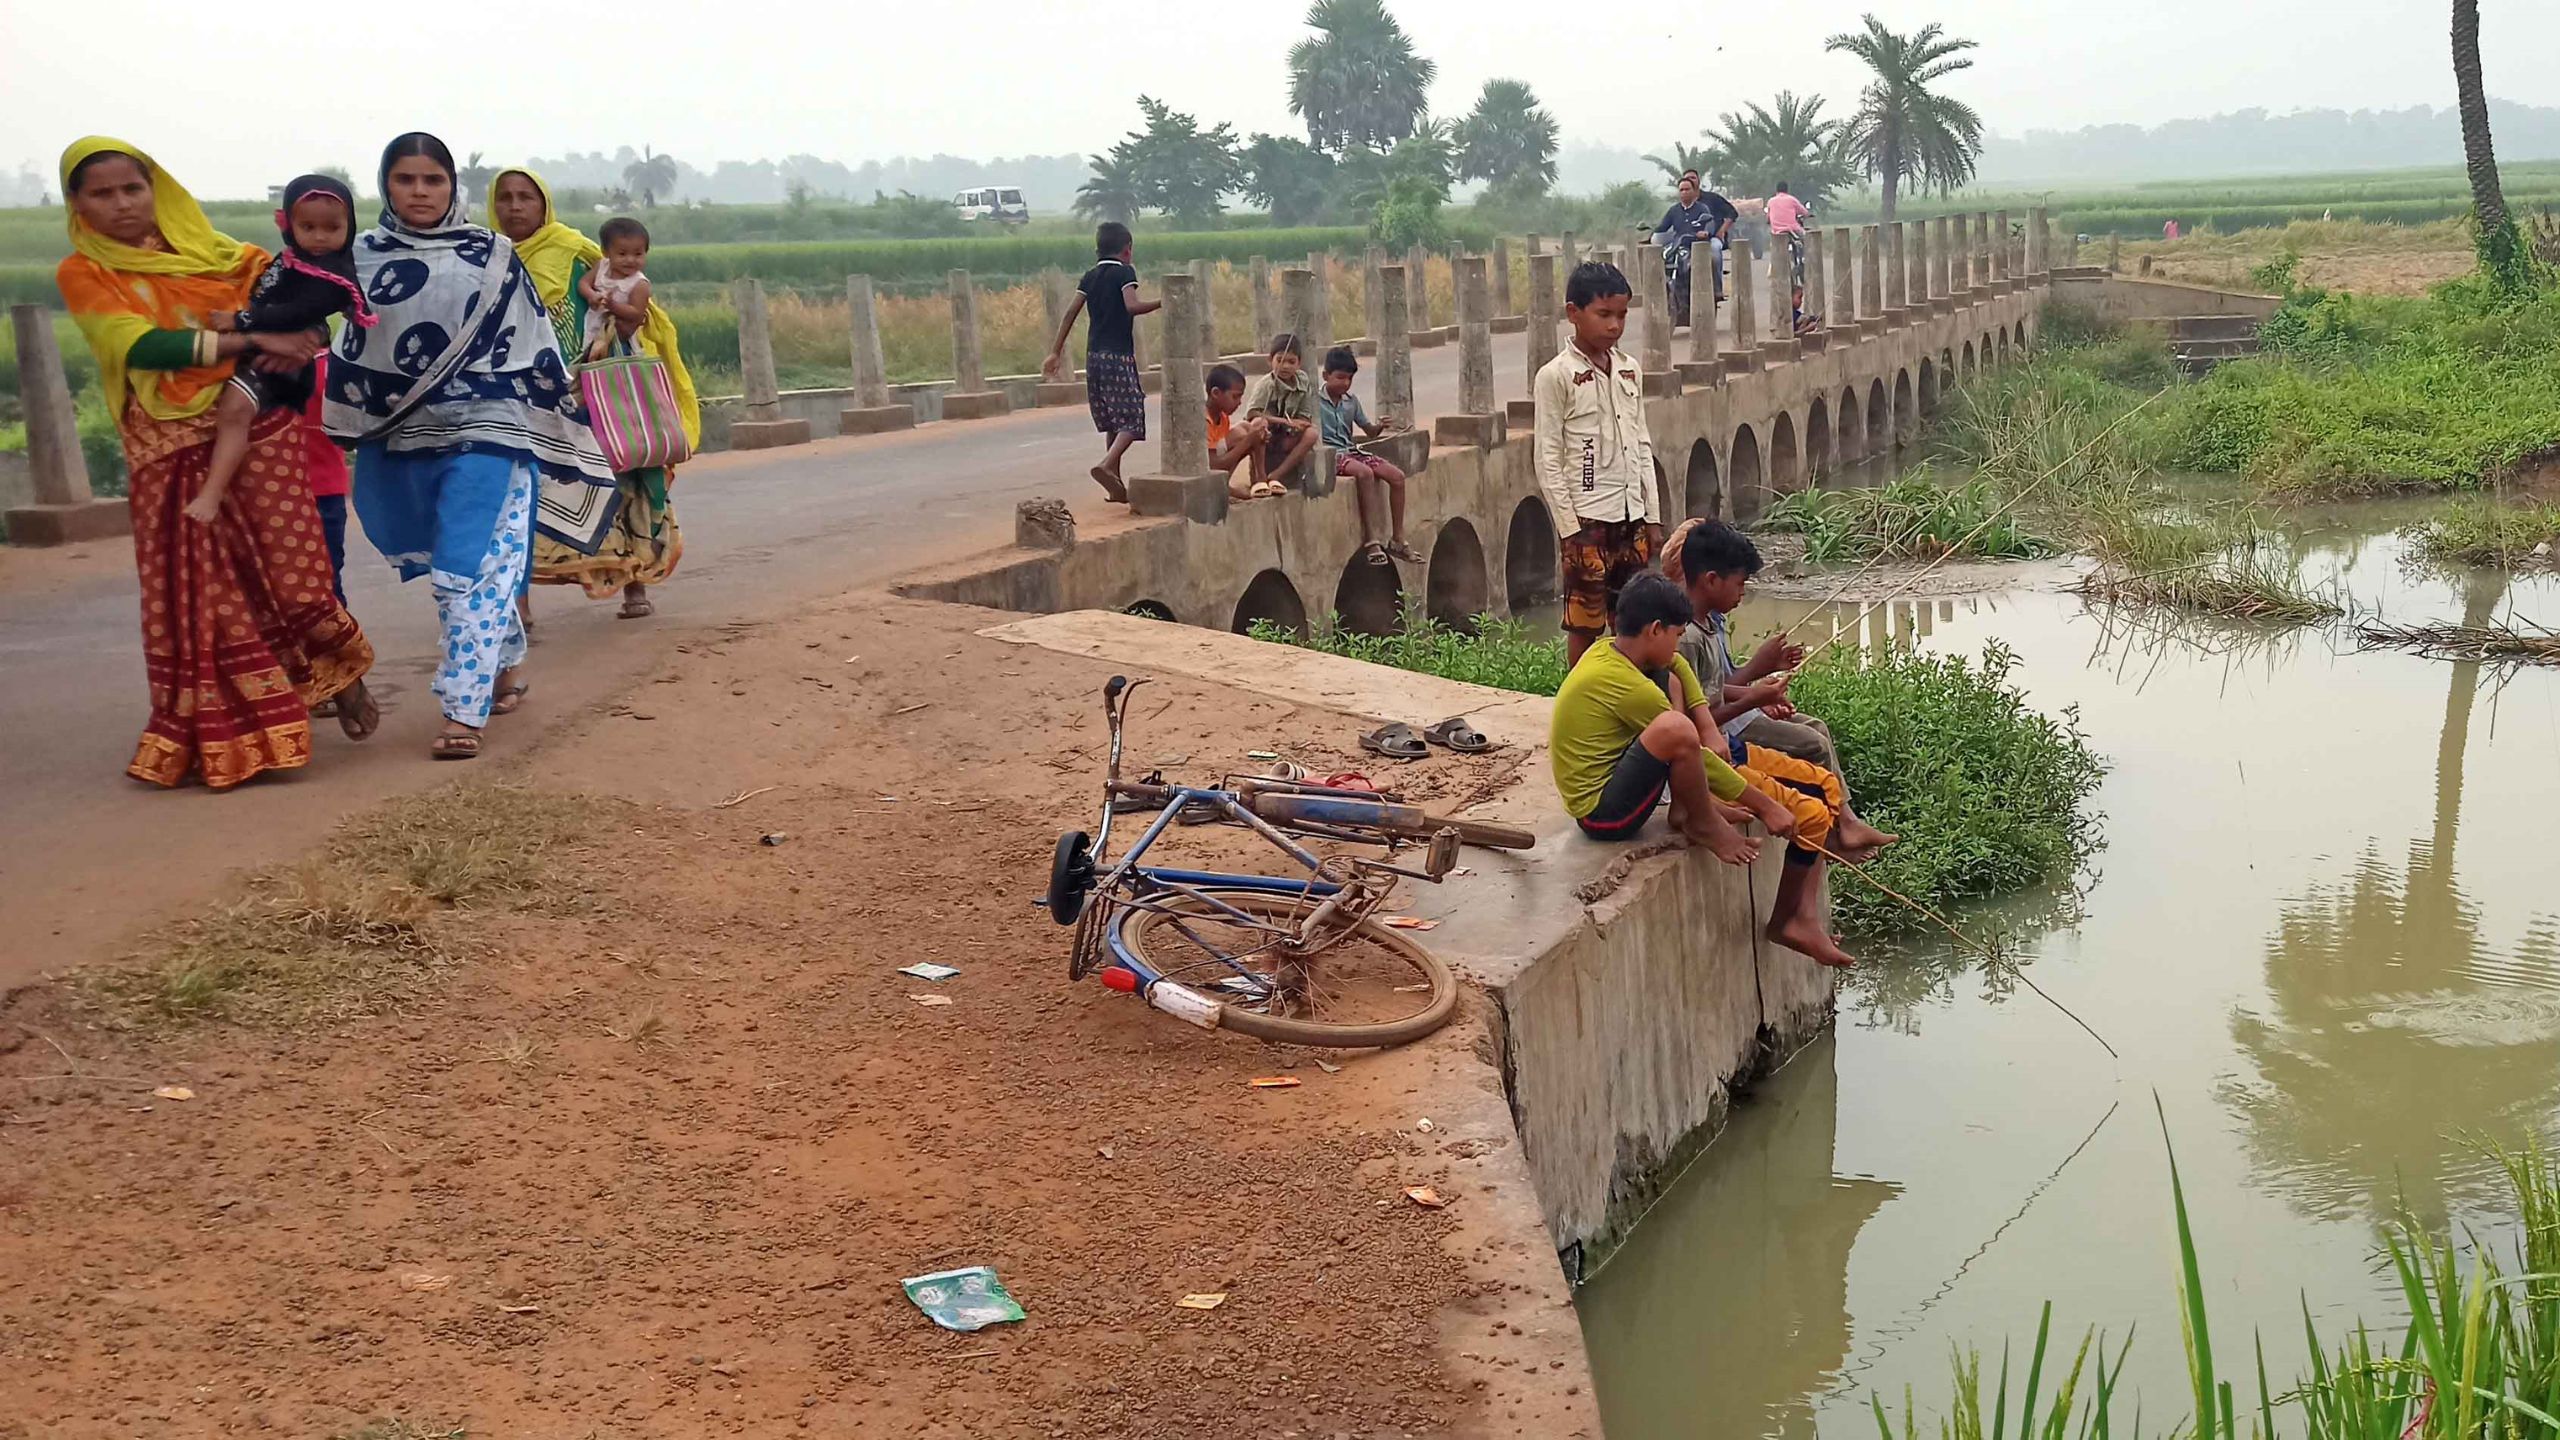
[1,317,1699,983]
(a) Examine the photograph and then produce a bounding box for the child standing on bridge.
[1043,221,1161,505]
[1533,261,1659,667]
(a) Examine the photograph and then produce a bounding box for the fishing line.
[1811,839,2120,1062]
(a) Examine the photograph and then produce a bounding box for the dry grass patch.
[83,784,611,1029]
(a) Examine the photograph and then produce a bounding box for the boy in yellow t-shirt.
[1549,572,1857,967]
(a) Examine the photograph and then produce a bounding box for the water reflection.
[1582,515,2560,1432]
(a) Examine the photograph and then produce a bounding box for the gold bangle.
[194,329,219,367]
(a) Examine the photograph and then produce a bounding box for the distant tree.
[2452,0,2529,286]
[1825,15,1984,220]
[785,177,813,212]
[315,165,354,189]
[1239,134,1337,225]
[1333,120,1454,218]
[1124,95,1242,228]
[1367,175,1450,252]
[457,151,499,204]
[1288,0,1436,155]
[623,147,680,208]
[1075,147,1145,225]
[1597,180,1660,229]
[1704,93,1855,206]
[1641,141,1715,186]
[1454,79,1560,202]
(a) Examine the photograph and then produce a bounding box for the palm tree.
[1074,147,1145,225]
[1642,141,1715,185]
[2451,0,2532,285]
[1287,0,1436,155]
[1454,79,1559,202]
[1704,93,1855,206]
[1825,16,1984,222]
[623,147,680,208]
[456,151,498,205]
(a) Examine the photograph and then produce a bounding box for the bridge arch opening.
[1867,378,1890,454]
[1425,519,1490,631]
[1505,497,1559,613]
[1893,369,1915,444]
[1960,340,1975,376]
[1770,411,1804,497]
[1804,398,1831,480]
[1837,386,1862,462]
[1232,569,1307,637]
[1335,551,1406,636]
[1918,359,1939,415]
[2014,319,2029,351]
[1685,438,1723,519]
[1728,426,1767,522]
[1653,458,1676,526]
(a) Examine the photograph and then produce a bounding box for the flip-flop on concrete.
[1423,716,1489,753]
[1359,722,1428,760]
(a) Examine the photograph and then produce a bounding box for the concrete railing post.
[1305,249,1334,354]
[842,275,918,433]
[1859,225,1884,326]
[942,268,1011,420]
[728,277,811,449]
[3,303,126,544]
[1127,271,1224,523]
[1378,264,1415,426]
[1685,239,1720,373]
[1886,222,1908,316]
[1527,251,1560,385]
[1947,214,1970,296]
[1763,230,1795,362]
[1404,244,1430,326]
[2028,207,2049,278]
[2107,233,2121,273]
[1189,257,1217,360]
[1974,212,1993,292]
[1636,242,1674,381]
[1828,227,1855,333]
[1438,254,1504,448]
[1360,247,1386,356]
[1723,229,1760,372]
[1251,255,1276,353]
[1993,210,2012,285]
[1493,236,1516,318]
[1281,267,1319,355]
[1927,217,1947,304]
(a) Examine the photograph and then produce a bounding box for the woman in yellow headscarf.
[54,137,377,790]
[488,168,699,620]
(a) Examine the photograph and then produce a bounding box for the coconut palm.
[1074,147,1144,225]
[1824,15,1984,222]
[1642,140,1715,186]
[1287,0,1436,155]
[1703,93,1855,206]
[2451,0,2532,284]
[623,147,679,208]
[1454,78,1559,202]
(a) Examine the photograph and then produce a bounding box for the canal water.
[1576,500,2560,1434]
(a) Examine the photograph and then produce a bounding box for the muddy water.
[1577,502,2560,1435]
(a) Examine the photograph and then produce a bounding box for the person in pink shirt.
[1764,181,1809,236]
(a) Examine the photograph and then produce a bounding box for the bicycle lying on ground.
[1044,676,1535,1048]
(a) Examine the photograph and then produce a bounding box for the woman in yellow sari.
[54,137,376,790]
[488,169,699,620]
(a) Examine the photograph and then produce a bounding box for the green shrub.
[2402,498,2560,569]
[1761,476,2051,563]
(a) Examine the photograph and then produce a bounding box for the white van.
[954,186,1030,225]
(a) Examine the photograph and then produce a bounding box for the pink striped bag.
[577,353,693,472]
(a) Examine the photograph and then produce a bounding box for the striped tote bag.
[576,352,694,473]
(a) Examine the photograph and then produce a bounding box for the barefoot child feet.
[1243,333,1320,494]
[1043,222,1158,504]
[188,175,374,527]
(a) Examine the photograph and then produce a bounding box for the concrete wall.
[2049,270,2281,328]
[900,282,2046,641]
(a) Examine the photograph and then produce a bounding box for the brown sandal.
[335,679,381,741]
[430,730,481,761]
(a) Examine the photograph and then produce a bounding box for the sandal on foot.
[1250,481,1285,499]
[491,681,531,716]
[1358,722,1428,761]
[618,595,654,619]
[1089,466,1130,504]
[1384,541,1425,563]
[430,730,482,761]
[1423,716,1490,753]
[1361,542,1391,566]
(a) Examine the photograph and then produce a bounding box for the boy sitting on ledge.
[1549,572,1860,967]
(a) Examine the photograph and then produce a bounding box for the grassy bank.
[1255,610,2104,938]
[2403,499,2560,570]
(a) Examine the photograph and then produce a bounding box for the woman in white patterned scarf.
[323,132,612,761]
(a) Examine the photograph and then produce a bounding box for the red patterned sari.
[121,403,373,789]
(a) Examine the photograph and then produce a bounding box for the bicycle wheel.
[1117,891,1458,1049]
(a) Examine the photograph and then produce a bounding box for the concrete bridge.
[899,210,2054,644]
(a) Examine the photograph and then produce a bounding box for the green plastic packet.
[901,1265,1025,1332]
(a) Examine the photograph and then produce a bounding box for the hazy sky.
[7,0,2559,198]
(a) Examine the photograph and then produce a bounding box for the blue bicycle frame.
[1091,783,1343,991]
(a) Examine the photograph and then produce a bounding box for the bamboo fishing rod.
[1811,838,2120,1061]
[1780,390,2170,664]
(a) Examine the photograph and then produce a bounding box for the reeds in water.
[2354,617,2560,665]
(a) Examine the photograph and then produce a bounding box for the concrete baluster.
[1251,255,1276,354]
[1526,251,1560,387]
[1305,249,1334,354]
[1378,264,1415,426]
[1126,272,1225,522]
[1974,212,1994,291]
[1685,236,1720,373]
[1946,214,1968,296]
[1560,231,1580,273]
[1886,222,1909,317]
[1828,227,1855,333]
[1803,231,1829,334]
[1493,236,1516,319]
[1438,254,1504,448]
[1722,229,1760,372]
[1360,247,1386,356]
[1405,245,1443,348]
[1993,210,2012,285]
[1762,229,1795,362]
[2028,206,2049,278]
[1860,225,1884,327]
[1636,242,1675,383]
[841,275,918,433]
[729,277,811,449]
[1190,257,1216,360]
[941,269,1011,420]
[3,303,127,543]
